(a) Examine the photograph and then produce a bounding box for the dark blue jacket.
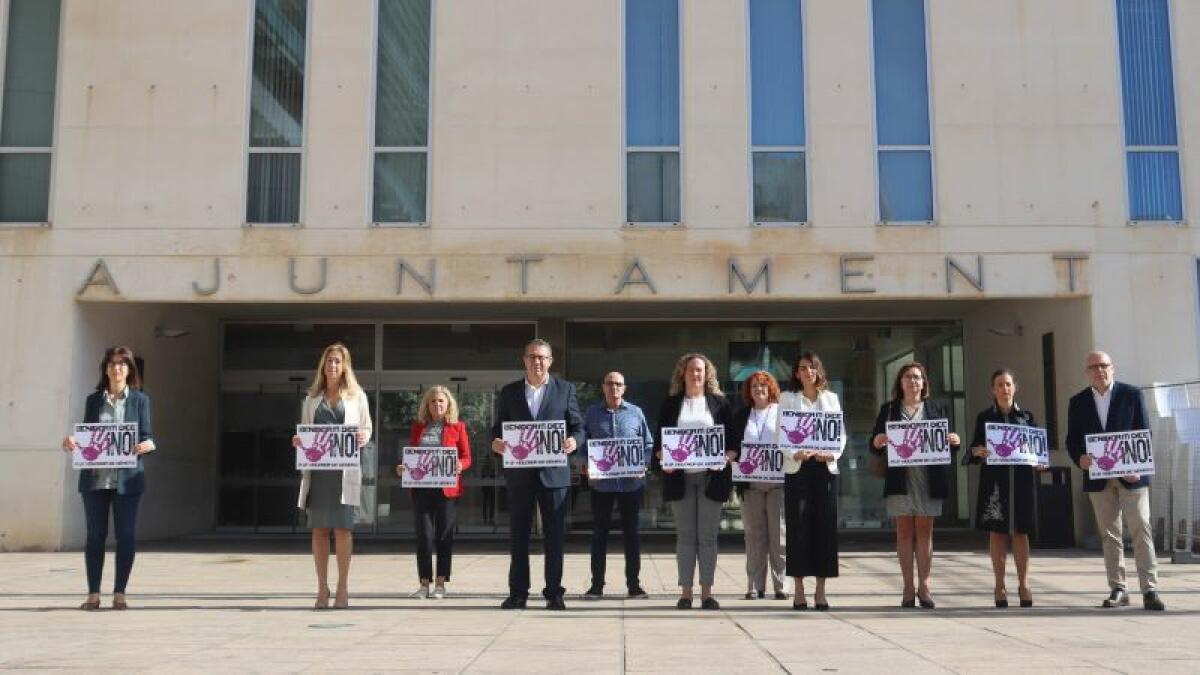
[869,399,961,499]
[1065,381,1150,492]
[77,389,154,495]
[492,376,585,490]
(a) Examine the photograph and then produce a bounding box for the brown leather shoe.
[78,597,101,611]
[112,594,128,610]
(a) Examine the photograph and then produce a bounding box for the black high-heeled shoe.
[1018,588,1033,608]
[917,593,936,609]
[901,593,916,608]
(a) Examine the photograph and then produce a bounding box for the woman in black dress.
[968,368,1040,608]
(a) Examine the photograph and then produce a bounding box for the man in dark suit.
[491,339,585,610]
[1065,350,1163,611]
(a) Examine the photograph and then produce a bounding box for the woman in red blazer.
[397,385,472,598]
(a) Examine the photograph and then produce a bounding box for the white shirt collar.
[103,386,129,405]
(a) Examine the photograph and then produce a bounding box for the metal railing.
[1140,380,1200,563]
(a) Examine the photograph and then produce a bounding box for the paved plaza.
[2,539,1199,673]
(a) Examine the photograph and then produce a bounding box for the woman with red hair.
[729,371,788,600]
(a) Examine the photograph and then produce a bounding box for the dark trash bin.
[1035,467,1074,548]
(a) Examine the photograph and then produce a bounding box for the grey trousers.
[671,472,723,587]
[1088,480,1158,593]
[742,485,786,594]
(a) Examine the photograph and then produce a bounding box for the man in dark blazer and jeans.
[1066,350,1164,611]
[491,339,585,610]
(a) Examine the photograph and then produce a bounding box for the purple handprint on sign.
[407,450,437,481]
[782,415,816,446]
[78,429,114,462]
[892,428,924,459]
[302,428,332,463]
[1096,438,1121,471]
[593,444,620,473]
[504,428,540,460]
[667,432,698,463]
[738,446,765,475]
[992,428,1023,458]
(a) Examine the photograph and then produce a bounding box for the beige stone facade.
[0,0,1197,550]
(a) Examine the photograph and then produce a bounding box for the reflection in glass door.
[218,382,307,532]
[373,374,514,535]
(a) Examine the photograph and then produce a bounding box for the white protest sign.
[732,443,784,483]
[1086,430,1154,479]
[401,446,459,488]
[502,421,568,468]
[295,424,361,470]
[587,438,646,479]
[886,419,951,467]
[984,423,1049,467]
[72,423,139,469]
[660,425,727,470]
[778,409,845,458]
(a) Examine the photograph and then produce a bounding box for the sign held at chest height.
[587,438,646,479]
[886,419,951,466]
[1086,430,1154,479]
[985,423,1049,467]
[295,425,361,470]
[778,410,845,458]
[402,446,459,488]
[661,425,727,470]
[732,443,784,483]
[72,423,139,470]
[502,421,568,468]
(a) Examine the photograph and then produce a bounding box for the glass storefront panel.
[565,321,968,530]
[218,319,967,535]
[223,323,375,371]
[382,323,534,370]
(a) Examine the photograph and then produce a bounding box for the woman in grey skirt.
[292,343,373,609]
[870,362,960,609]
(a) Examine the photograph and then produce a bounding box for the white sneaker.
[432,586,446,599]
[418,585,431,599]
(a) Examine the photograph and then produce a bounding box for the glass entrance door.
[374,372,516,535]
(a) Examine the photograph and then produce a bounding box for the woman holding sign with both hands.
[397,385,472,599]
[656,352,735,610]
[870,362,960,609]
[968,368,1040,608]
[779,352,843,611]
[292,343,372,609]
[729,371,787,601]
[62,346,155,611]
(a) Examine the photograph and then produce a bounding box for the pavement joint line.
[824,612,959,674]
[619,596,627,673]
[725,608,791,674]
[459,606,520,673]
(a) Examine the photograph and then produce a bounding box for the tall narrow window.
[246,0,307,225]
[871,0,933,223]
[1116,0,1182,223]
[625,0,680,225]
[0,0,60,224]
[373,0,431,225]
[749,0,806,224]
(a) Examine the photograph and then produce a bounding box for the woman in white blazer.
[778,352,844,610]
[291,343,373,609]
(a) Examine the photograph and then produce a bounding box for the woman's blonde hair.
[669,352,723,397]
[417,385,460,425]
[307,343,364,398]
